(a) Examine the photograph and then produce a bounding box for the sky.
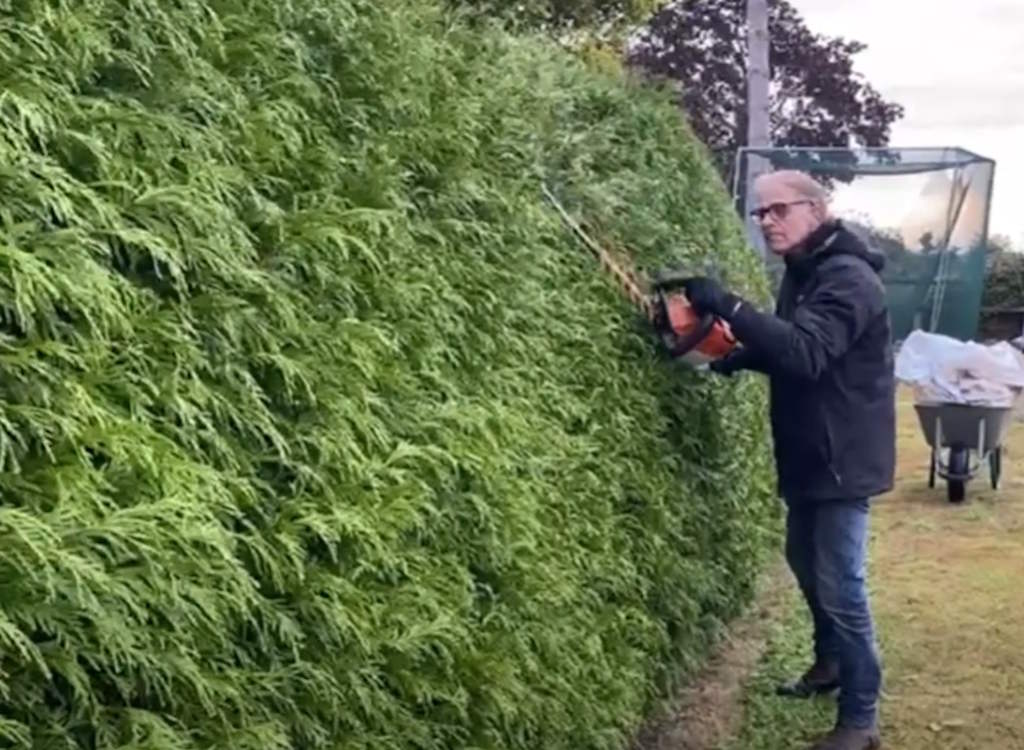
[788,0,1024,248]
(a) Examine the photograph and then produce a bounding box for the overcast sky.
[789,0,1024,247]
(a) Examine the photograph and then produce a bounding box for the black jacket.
[721,220,896,502]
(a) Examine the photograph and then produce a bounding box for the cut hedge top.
[0,1,777,749]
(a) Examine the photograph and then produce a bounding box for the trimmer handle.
[651,288,717,359]
[650,268,693,293]
[649,268,717,357]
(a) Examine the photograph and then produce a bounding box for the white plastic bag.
[894,330,1024,407]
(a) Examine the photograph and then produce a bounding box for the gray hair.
[754,169,832,219]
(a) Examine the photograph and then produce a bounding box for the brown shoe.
[806,726,881,750]
[775,660,840,698]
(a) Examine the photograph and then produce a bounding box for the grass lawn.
[725,387,1024,749]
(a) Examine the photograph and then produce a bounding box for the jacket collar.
[784,220,842,280]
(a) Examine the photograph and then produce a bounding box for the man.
[668,170,895,750]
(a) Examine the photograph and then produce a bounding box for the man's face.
[752,180,825,255]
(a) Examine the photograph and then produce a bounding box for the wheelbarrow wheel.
[990,447,1002,490]
[947,447,969,503]
[928,450,936,488]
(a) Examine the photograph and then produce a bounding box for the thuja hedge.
[0,1,778,748]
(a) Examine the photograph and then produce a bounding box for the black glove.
[650,267,691,290]
[680,276,742,320]
[709,351,744,377]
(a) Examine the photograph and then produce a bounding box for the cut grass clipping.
[0,1,778,748]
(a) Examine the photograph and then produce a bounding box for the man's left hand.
[680,276,741,319]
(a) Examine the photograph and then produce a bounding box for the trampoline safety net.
[732,147,996,343]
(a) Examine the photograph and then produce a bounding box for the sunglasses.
[749,200,814,222]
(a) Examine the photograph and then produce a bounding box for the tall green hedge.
[0,1,777,748]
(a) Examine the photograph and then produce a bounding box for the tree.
[982,235,1024,311]
[986,233,1016,266]
[625,0,905,180]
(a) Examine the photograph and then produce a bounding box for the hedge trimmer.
[541,182,737,368]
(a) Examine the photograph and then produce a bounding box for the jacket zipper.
[823,409,843,487]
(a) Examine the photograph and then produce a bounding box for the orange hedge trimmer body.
[542,183,736,367]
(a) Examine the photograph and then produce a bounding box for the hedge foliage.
[0,1,777,748]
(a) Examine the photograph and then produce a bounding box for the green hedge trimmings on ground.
[0,1,778,748]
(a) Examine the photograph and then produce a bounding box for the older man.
[671,170,895,750]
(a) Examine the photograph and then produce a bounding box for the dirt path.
[631,559,794,750]
[639,387,1024,749]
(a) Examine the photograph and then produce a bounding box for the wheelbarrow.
[913,402,1015,503]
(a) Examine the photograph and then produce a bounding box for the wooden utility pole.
[745,0,770,258]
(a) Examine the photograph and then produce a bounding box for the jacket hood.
[786,219,886,275]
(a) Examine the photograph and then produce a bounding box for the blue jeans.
[785,497,881,729]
